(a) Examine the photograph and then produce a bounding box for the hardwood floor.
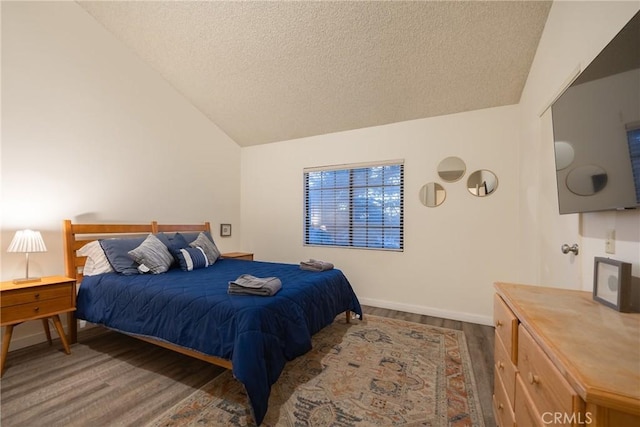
[0,306,495,426]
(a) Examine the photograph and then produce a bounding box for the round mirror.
[419,182,446,207]
[566,165,608,196]
[437,156,466,182]
[554,141,575,170]
[467,170,498,197]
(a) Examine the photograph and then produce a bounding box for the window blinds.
[303,160,404,251]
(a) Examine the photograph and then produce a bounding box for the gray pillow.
[128,234,174,274]
[100,237,146,275]
[189,232,220,265]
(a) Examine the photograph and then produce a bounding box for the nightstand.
[221,252,254,261]
[1,276,76,376]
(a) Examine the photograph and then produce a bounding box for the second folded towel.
[300,259,334,272]
[228,274,282,296]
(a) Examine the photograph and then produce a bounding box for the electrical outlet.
[605,230,615,254]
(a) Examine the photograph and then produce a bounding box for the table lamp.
[7,229,47,284]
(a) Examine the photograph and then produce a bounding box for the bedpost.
[151,221,159,234]
[62,220,79,344]
[62,220,75,281]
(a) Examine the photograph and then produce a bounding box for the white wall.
[1,2,241,348]
[241,106,521,325]
[518,1,640,290]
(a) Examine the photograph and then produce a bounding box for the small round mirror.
[554,141,575,171]
[419,182,446,207]
[467,170,498,197]
[566,165,608,196]
[437,156,466,182]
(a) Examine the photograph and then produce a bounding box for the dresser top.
[495,282,640,413]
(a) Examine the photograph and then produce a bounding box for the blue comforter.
[76,259,362,424]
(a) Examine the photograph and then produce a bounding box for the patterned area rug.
[151,315,484,426]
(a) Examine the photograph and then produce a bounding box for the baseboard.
[358,297,493,326]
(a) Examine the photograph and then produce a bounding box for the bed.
[63,220,362,425]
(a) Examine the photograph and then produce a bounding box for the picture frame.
[593,257,635,312]
[220,224,232,237]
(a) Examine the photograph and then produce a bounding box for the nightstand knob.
[34,307,40,312]
[498,403,504,410]
[497,361,504,370]
[34,293,40,299]
[495,320,503,328]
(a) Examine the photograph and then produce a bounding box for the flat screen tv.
[551,11,640,214]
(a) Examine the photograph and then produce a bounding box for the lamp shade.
[7,230,47,253]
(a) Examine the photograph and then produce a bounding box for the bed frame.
[63,219,233,369]
[63,219,351,371]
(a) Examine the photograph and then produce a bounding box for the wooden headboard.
[62,219,211,284]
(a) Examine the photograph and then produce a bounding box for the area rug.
[151,315,484,426]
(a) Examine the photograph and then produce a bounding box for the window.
[304,160,404,250]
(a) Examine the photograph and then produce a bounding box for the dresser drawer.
[495,332,517,407]
[518,325,584,424]
[1,283,73,307]
[494,369,516,427]
[515,374,543,427]
[1,297,73,325]
[494,294,518,363]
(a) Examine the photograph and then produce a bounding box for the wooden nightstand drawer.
[518,325,583,423]
[494,294,518,363]
[1,296,73,325]
[1,283,73,308]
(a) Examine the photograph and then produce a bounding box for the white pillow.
[78,240,114,276]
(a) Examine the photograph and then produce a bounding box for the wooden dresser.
[493,282,640,427]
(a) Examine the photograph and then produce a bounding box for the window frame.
[303,159,404,251]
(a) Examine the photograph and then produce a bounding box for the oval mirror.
[419,182,446,207]
[437,156,466,182]
[566,165,608,196]
[467,170,498,197]
[554,141,575,171]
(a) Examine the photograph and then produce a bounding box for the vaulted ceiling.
[78,1,552,146]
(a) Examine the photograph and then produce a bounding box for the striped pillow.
[128,234,174,274]
[174,247,209,271]
[189,232,220,265]
[78,240,114,276]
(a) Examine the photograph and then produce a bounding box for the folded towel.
[300,259,334,272]
[228,274,282,296]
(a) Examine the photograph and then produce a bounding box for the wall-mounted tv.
[551,11,640,214]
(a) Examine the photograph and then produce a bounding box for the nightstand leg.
[42,318,53,345]
[51,315,71,355]
[1,325,15,376]
[68,311,77,344]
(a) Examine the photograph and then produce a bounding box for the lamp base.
[12,277,42,284]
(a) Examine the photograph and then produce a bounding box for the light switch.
[605,230,615,254]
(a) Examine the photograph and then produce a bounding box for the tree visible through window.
[304,161,404,250]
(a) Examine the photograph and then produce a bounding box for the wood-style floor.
[0,305,495,426]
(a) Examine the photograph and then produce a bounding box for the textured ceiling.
[78,0,552,146]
